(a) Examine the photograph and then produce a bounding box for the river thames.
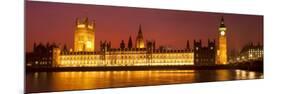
[25,69,263,93]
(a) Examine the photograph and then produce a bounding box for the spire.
[186,40,190,50]
[128,36,133,49]
[63,44,67,51]
[108,41,111,48]
[85,17,89,26]
[153,40,156,50]
[120,40,125,49]
[220,16,226,27]
[221,16,224,23]
[138,24,143,37]
[136,24,145,48]
[137,24,144,40]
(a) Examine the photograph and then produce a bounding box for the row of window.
[60,60,193,64]
[61,54,193,60]
[34,61,52,65]
[59,61,194,67]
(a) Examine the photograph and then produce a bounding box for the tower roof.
[220,16,226,28]
[186,40,190,49]
[138,24,142,35]
[137,24,143,38]
[128,36,133,48]
[84,17,89,24]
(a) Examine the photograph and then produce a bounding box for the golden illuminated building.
[236,43,263,62]
[55,49,193,67]
[52,18,194,67]
[74,17,95,52]
[217,17,228,64]
[53,48,61,67]
[50,17,233,67]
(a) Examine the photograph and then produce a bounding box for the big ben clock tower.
[217,16,228,64]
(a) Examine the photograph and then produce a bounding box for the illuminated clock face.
[220,31,225,36]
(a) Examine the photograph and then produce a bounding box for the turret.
[128,36,133,49]
[186,40,190,50]
[120,40,125,49]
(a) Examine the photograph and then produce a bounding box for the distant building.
[194,40,216,65]
[237,43,263,62]
[26,43,58,67]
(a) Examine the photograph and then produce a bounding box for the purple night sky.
[25,1,263,53]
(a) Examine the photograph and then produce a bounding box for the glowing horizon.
[25,1,263,53]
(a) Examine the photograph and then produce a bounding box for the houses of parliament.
[27,17,229,67]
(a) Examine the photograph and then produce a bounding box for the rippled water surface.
[26,69,263,93]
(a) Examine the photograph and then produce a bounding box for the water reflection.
[26,69,263,93]
[235,70,262,79]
